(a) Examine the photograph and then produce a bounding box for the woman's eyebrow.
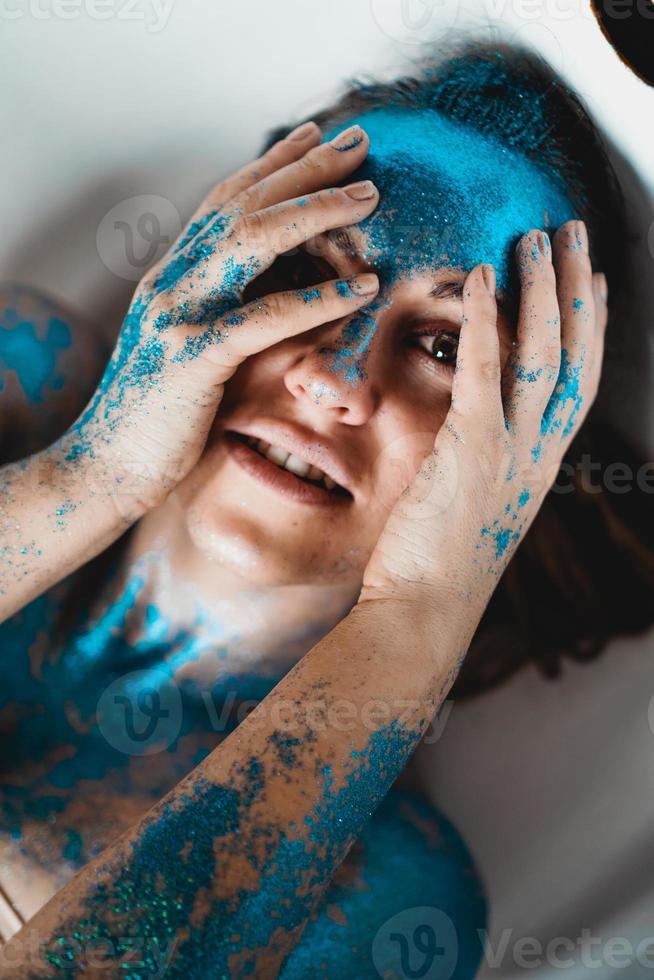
[328,236,514,319]
[429,280,464,300]
[430,277,514,320]
[331,229,359,257]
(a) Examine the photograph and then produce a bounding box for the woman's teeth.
[246,437,337,490]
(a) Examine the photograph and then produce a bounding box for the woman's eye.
[413,330,460,366]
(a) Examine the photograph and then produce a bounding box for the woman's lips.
[225,433,353,508]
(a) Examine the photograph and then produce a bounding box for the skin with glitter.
[324,108,576,291]
[0,85,608,975]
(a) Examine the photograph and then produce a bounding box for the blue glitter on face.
[314,106,576,388]
[324,108,576,293]
[323,304,379,383]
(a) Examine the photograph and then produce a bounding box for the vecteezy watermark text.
[0,0,175,33]
[371,910,654,979]
[96,668,455,755]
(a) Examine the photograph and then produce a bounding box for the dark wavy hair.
[263,41,654,698]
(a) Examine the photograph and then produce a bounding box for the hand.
[360,222,608,630]
[60,122,380,512]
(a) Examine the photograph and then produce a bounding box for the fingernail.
[330,125,365,152]
[598,273,608,303]
[538,232,551,259]
[481,264,496,294]
[287,121,318,142]
[344,180,377,201]
[348,273,379,296]
[575,220,589,254]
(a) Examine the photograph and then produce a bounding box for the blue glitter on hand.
[334,134,364,152]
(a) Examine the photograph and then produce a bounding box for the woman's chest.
[0,724,223,931]
[0,594,233,931]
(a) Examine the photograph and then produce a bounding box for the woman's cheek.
[364,422,439,529]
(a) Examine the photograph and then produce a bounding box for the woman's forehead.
[323,107,575,291]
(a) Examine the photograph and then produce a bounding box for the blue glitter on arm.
[26,713,424,976]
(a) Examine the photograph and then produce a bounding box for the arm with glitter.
[0,598,459,979]
[0,231,608,977]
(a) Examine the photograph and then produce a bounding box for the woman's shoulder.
[0,284,109,462]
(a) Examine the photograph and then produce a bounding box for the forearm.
[1,598,476,978]
[0,437,143,623]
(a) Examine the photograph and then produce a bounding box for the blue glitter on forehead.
[324,107,575,292]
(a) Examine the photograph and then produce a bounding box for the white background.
[1,1,654,976]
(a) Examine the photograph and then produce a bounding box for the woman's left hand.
[360,221,608,632]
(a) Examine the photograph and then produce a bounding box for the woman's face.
[170,108,575,591]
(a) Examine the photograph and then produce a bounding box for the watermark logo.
[372,906,459,979]
[0,0,176,32]
[97,194,181,281]
[371,431,460,522]
[369,0,460,44]
[97,668,182,754]
[481,927,654,970]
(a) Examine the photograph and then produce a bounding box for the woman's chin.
[180,500,362,589]
[173,456,369,588]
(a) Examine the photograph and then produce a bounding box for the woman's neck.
[96,508,358,693]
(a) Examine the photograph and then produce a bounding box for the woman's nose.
[283,315,380,425]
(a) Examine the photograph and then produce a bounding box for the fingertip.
[516,229,550,270]
[481,263,496,296]
[592,273,609,332]
[343,180,378,202]
[329,124,369,153]
[286,120,321,143]
[347,273,379,297]
[553,219,588,258]
[553,219,574,247]
[463,263,496,300]
[595,272,609,305]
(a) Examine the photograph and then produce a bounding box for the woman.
[0,43,651,978]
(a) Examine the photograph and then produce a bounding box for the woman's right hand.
[360,223,608,640]
[61,121,380,514]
